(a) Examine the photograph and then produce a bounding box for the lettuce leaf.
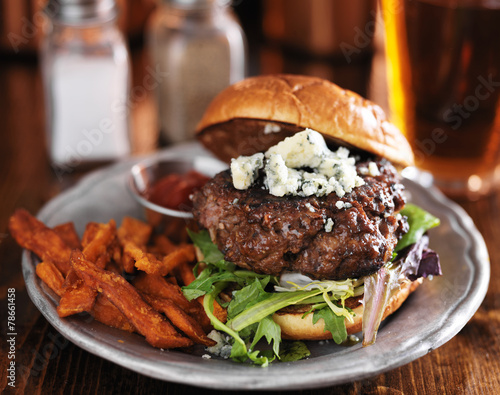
[361,266,395,346]
[251,315,281,358]
[362,204,441,346]
[183,230,358,365]
[279,341,311,362]
[417,249,442,279]
[187,229,235,271]
[227,278,272,319]
[397,234,442,280]
[396,203,440,252]
[313,307,347,344]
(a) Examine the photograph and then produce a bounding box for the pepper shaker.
[148,0,247,144]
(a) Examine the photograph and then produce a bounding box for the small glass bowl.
[127,155,227,241]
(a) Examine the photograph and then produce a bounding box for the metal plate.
[22,142,490,390]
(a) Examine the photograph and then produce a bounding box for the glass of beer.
[380,0,500,198]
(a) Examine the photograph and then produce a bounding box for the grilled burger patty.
[192,158,408,280]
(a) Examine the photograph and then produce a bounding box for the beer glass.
[381,0,500,198]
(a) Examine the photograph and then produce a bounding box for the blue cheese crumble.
[324,218,334,232]
[206,330,232,359]
[266,128,330,168]
[230,129,365,198]
[230,152,264,190]
[264,123,281,134]
[368,161,381,176]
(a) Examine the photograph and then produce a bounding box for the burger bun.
[272,279,422,341]
[196,74,414,168]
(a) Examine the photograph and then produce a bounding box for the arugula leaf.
[182,268,240,301]
[229,289,323,332]
[187,229,235,271]
[250,315,281,358]
[396,203,440,252]
[312,307,347,344]
[229,339,250,363]
[200,278,273,366]
[202,283,270,366]
[227,278,271,319]
[279,341,311,362]
[185,230,357,365]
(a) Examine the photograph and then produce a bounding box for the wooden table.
[1,50,499,395]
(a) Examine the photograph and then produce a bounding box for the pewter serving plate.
[22,142,490,390]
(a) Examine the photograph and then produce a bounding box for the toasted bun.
[272,278,422,341]
[196,74,414,168]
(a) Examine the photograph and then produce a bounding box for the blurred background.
[0,0,383,171]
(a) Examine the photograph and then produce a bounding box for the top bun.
[196,74,414,168]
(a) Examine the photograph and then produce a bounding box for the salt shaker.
[41,0,131,173]
[148,0,247,144]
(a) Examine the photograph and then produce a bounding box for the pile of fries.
[9,208,226,350]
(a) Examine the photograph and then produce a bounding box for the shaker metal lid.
[45,0,117,24]
[164,0,231,9]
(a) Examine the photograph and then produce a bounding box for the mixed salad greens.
[182,203,441,366]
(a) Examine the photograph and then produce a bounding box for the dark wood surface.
[1,48,499,395]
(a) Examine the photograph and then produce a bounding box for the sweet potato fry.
[61,270,80,289]
[120,251,136,274]
[117,217,153,274]
[82,220,116,266]
[121,238,194,277]
[213,297,228,323]
[57,280,97,317]
[108,238,122,267]
[82,222,121,268]
[105,260,122,275]
[175,260,196,286]
[36,261,65,297]
[162,217,191,243]
[118,216,152,246]
[132,272,212,331]
[199,295,228,324]
[92,294,135,332]
[123,241,165,276]
[58,220,118,317]
[9,209,72,275]
[70,250,192,349]
[161,244,195,274]
[174,261,216,330]
[149,234,177,255]
[53,222,81,249]
[132,272,198,314]
[141,293,216,347]
[81,222,99,247]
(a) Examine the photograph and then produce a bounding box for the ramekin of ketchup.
[145,170,210,212]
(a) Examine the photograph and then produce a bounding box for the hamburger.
[182,74,441,365]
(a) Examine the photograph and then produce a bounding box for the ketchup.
[146,170,210,211]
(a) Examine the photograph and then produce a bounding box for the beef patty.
[192,158,408,280]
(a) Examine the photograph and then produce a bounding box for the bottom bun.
[272,278,423,341]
